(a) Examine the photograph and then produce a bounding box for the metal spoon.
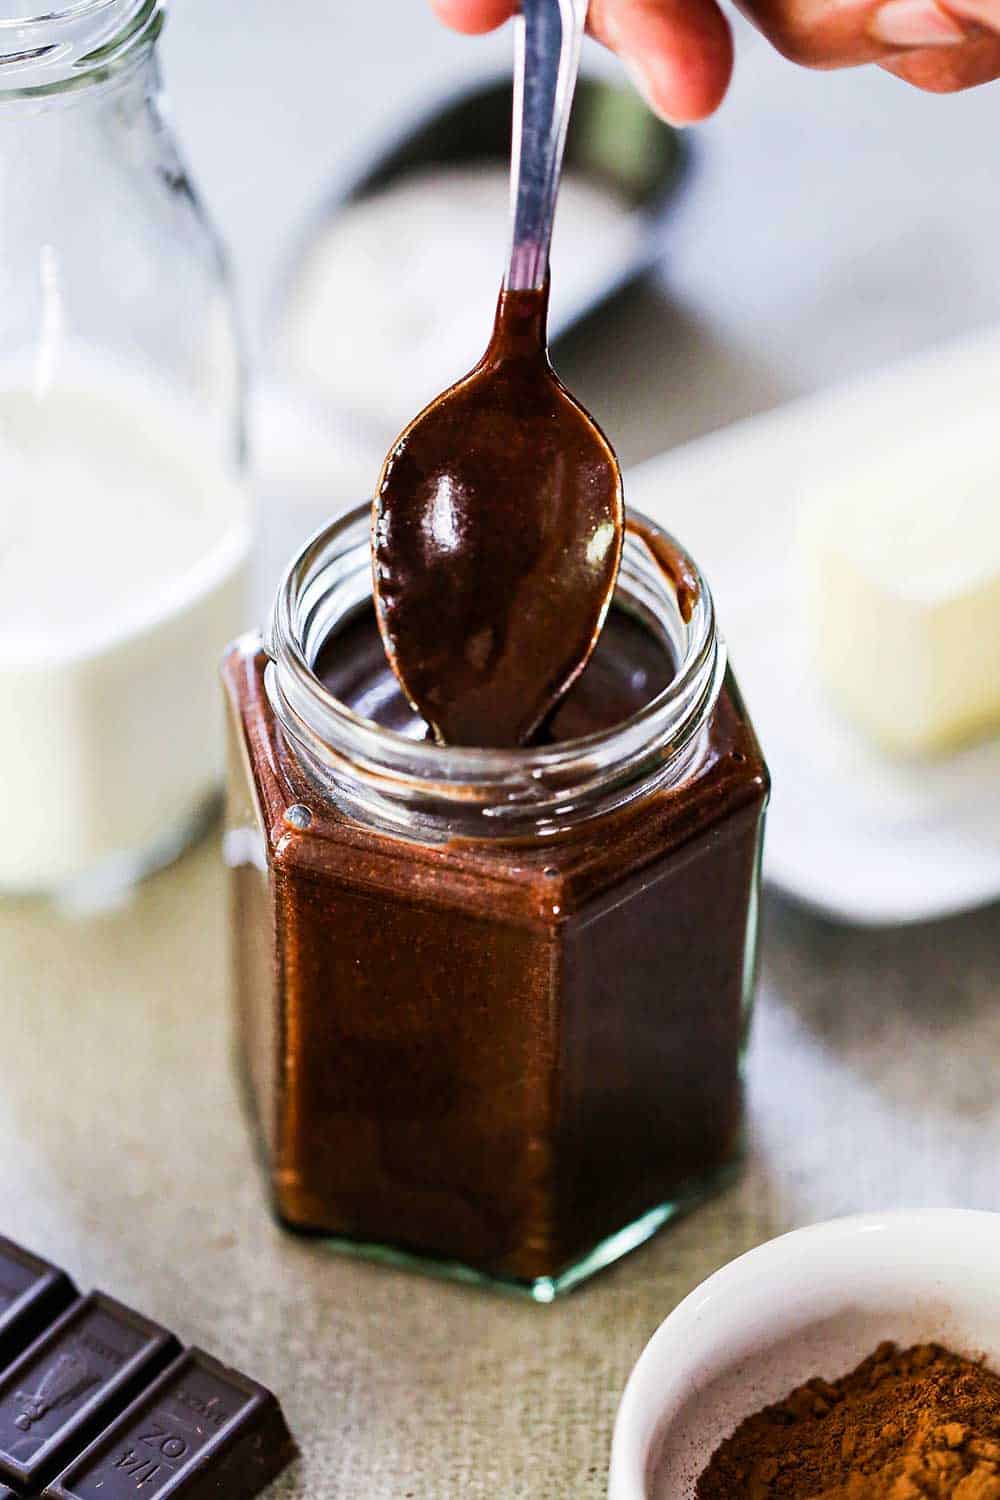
[372,0,624,748]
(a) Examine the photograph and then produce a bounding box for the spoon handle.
[506,0,588,291]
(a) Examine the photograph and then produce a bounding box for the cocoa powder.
[696,1343,1000,1499]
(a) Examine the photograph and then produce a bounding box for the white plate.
[626,327,1000,927]
[608,1210,1000,1500]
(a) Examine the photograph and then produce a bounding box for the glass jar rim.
[0,0,115,26]
[0,0,162,97]
[266,500,726,835]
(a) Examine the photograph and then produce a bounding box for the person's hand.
[431,0,1000,121]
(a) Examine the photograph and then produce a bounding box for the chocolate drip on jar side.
[624,515,699,624]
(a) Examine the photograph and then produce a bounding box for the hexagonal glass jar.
[222,502,768,1300]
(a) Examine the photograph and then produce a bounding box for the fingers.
[588,0,734,120]
[871,0,1000,91]
[430,0,515,34]
[878,27,1000,85]
[735,0,984,69]
[869,0,965,47]
[941,0,1000,27]
[430,0,1000,102]
[431,0,734,122]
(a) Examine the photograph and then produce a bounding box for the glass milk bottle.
[0,0,248,904]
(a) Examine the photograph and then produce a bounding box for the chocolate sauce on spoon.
[373,280,622,747]
[372,0,623,748]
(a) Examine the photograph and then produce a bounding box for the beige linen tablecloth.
[1,837,997,1497]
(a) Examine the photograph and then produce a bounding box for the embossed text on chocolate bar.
[0,1293,178,1493]
[45,1348,295,1500]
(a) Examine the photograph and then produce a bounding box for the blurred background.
[2,7,996,914]
[165,0,1000,465]
[157,0,1000,925]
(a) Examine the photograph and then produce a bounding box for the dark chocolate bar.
[0,1293,179,1494]
[0,1240,76,1371]
[44,1348,295,1500]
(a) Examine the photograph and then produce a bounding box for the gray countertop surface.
[4,3,1000,1495]
[3,847,998,1497]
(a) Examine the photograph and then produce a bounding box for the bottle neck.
[0,0,163,98]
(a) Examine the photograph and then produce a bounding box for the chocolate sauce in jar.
[316,603,673,744]
[224,508,769,1291]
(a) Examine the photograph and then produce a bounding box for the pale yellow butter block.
[798,439,1000,755]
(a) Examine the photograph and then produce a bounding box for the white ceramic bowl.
[608,1210,1000,1500]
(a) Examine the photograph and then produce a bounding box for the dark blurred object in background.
[270,77,686,443]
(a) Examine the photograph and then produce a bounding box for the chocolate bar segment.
[45,1348,295,1500]
[0,1293,179,1493]
[0,1240,76,1371]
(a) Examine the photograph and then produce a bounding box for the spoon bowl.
[373,283,622,746]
